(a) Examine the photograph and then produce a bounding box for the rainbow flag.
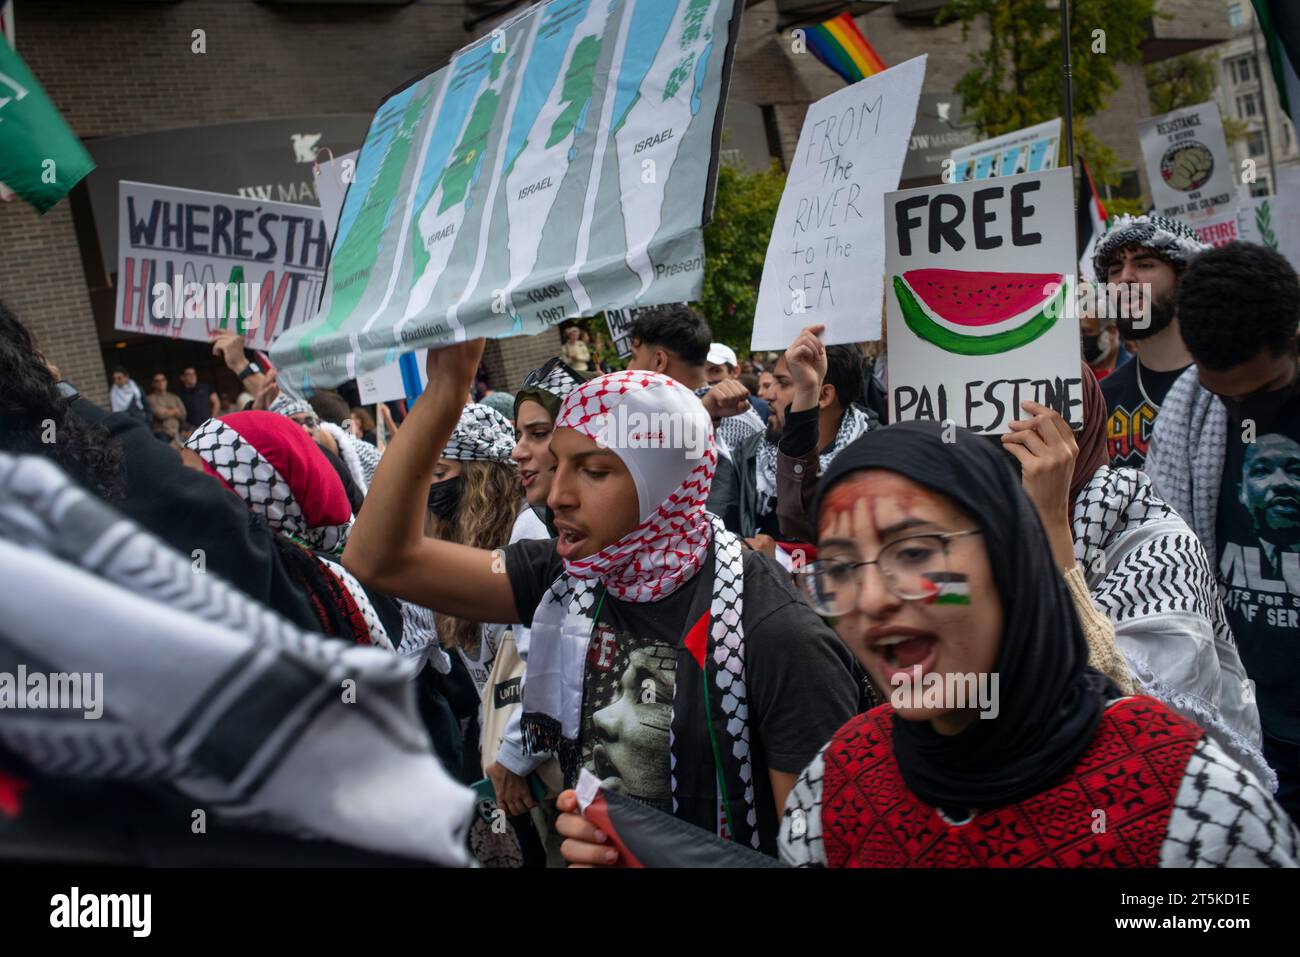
[805,12,886,84]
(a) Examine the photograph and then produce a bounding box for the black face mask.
[1219,381,1298,432]
[1081,332,1108,364]
[427,476,463,522]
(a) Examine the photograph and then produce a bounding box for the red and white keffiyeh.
[186,411,354,553]
[554,370,716,602]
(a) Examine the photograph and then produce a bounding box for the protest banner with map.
[114,180,328,351]
[1138,101,1236,222]
[949,118,1061,183]
[885,167,1081,435]
[750,55,926,350]
[270,0,741,394]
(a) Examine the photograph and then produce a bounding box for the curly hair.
[0,301,126,501]
[1177,243,1300,371]
[427,459,523,652]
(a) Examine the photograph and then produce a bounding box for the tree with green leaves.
[697,160,786,347]
[1146,51,1248,144]
[940,0,1158,190]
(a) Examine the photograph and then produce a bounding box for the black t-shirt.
[1215,393,1300,744]
[177,383,213,430]
[1101,359,1189,470]
[504,537,860,847]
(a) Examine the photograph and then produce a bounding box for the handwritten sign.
[1138,102,1236,221]
[885,167,1082,435]
[751,55,926,350]
[604,308,640,359]
[113,180,327,350]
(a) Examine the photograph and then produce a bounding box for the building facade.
[0,0,1230,406]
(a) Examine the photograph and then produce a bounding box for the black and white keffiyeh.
[442,402,516,463]
[755,404,871,513]
[1072,465,1273,789]
[692,385,765,457]
[0,452,475,865]
[186,415,353,553]
[269,394,315,420]
[1092,213,1209,278]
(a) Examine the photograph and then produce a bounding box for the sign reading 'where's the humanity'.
[114,180,328,351]
[885,166,1082,435]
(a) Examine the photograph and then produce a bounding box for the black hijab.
[812,420,1113,811]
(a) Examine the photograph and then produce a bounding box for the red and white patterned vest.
[821,696,1202,867]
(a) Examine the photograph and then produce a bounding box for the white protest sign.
[751,55,926,350]
[1138,102,1236,221]
[1238,188,1300,270]
[315,149,359,246]
[949,118,1061,183]
[114,181,328,351]
[885,166,1082,435]
[604,308,639,359]
[357,349,428,404]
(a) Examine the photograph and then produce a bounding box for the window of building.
[1227,3,1245,29]
[1248,131,1266,156]
[1238,93,1258,118]
[1228,56,1256,85]
[1250,176,1270,197]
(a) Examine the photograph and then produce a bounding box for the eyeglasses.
[793,530,982,617]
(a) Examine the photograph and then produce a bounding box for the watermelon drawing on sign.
[893,268,1066,356]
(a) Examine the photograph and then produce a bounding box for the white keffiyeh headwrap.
[556,371,717,603]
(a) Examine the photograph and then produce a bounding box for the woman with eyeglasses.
[779,420,1298,867]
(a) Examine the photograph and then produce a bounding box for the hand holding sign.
[1001,400,1078,568]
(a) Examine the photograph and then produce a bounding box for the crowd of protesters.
[1,228,1298,868]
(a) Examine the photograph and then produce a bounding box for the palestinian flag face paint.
[922,571,970,605]
[893,268,1066,356]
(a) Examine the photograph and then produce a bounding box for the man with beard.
[1146,242,1300,821]
[1092,214,1209,469]
[708,325,870,549]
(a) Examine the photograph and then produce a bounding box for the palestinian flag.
[574,770,784,868]
[921,571,971,605]
[1076,154,1109,282]
[1252,1,1300,125]
[0,28,95,212]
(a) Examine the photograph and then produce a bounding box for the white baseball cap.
[706,343,738,368]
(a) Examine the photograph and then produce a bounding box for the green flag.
[0,36,94,212]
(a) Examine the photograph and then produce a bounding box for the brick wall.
[0,0,470,406]
[0,0,1198,403]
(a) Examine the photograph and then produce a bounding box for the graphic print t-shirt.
[1102,359,1188,470]
[1215,394,1300,744]
[503,538,860,846]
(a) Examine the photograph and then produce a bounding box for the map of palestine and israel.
[271,0,741,393]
